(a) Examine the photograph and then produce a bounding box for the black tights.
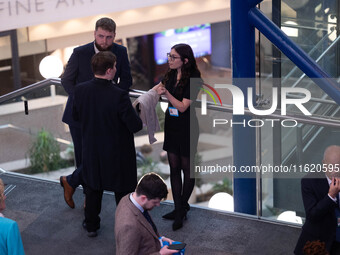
[168,152,195,210]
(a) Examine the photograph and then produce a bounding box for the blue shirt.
[0,217,25,255]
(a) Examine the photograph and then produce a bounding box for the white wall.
[0,0,229,60]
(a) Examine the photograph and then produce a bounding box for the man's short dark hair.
[91,51,116,76]
[136,173,168,200]
[95,17,116,33]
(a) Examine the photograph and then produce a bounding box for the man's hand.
[161,236,174,245]
[328,177,340,199]
[159,245,178,255]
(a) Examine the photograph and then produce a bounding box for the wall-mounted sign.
[0,0,183,31]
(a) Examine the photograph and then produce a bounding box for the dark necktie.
[143,210,158,235]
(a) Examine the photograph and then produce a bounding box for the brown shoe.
[60,176,75,209]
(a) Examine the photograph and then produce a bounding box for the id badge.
[169,107,179,117]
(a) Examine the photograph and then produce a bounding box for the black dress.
[163,72,201,157]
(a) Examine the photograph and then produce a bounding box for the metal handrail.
[1,78,340,128]
[289,34,340,89]
[282,29,338,85]
[248,7,340,105]
[263,26,336,82]
[0,78,61,104]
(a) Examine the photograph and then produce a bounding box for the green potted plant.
[27,128,63,173]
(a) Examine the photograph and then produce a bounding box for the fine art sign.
[0,0,182,31]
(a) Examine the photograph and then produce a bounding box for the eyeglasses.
[167,53,181,61]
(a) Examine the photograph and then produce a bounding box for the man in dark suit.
[115,173,177,255]
[73,51,142,237]
[60,17,132,209]
[294,145,340,255]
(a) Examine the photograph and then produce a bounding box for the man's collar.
[326,174,334,185]
[93,42,99,54]
[130,193,144,213]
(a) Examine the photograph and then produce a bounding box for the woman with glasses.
[153,43,202,231]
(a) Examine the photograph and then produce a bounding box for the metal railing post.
[230,0,260,215]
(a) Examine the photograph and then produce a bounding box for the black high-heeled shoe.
[163,203,190,220]
[183,203,190,212]
[172,209,187,231]
[162,210,176,220]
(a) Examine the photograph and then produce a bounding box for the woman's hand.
[152,82,163,91]
[152,82,167,95]
[157,86,167,96]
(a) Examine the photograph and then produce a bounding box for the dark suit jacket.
[294,173,337,254]
[62,42,132,127]
[73,78,142,192]
[115,195,162,255]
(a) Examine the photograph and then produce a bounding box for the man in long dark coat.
[60,17,132,209]
[73,51,142,237]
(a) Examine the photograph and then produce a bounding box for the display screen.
[154,24,211,65]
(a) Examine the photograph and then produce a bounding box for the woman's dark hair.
[136,173,168,200]
[162,43,201,95]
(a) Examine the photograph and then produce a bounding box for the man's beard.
[95,41,112,51]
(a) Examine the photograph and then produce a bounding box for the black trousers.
[66,125,83,189]
[84,187,102,232]
[83,186,129,232]
[331,241,340,255]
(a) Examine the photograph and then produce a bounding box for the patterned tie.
[143,210,158,235]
